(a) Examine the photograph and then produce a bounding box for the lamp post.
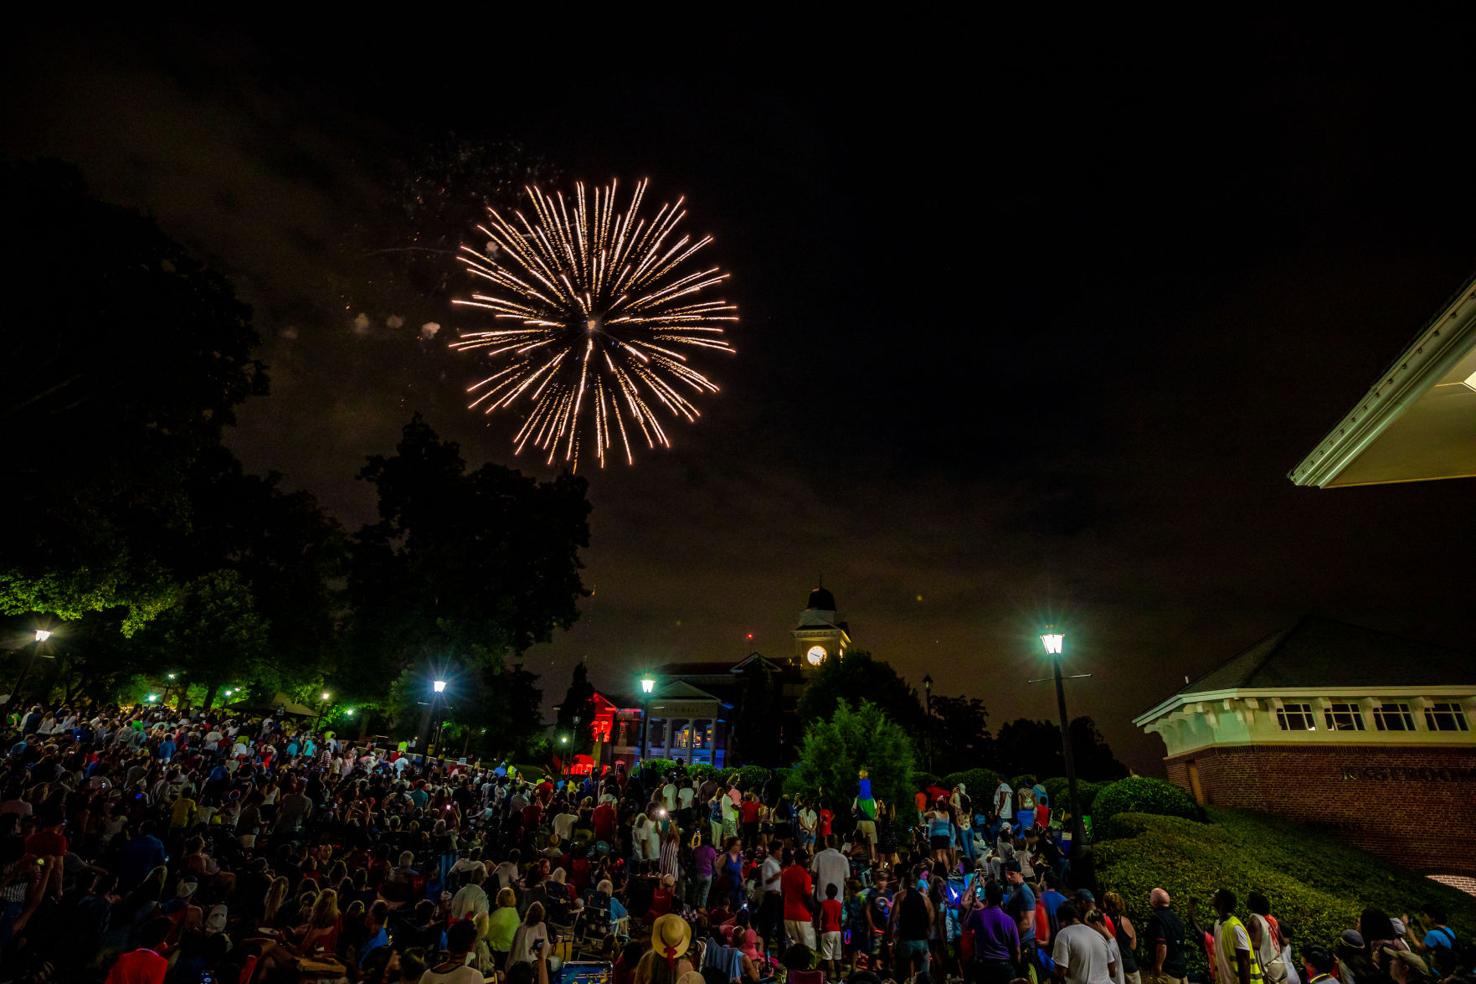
[421,678,447,754]
[3,629,54,719]
[922,673,934,773]
[640,674,656,763]
[1041,628,1086,862]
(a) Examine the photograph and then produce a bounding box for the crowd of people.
[0,700,1470,984]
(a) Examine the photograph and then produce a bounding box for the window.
[1372,702,1415,732]
[1424,702,1470,732]
[1276,702,1316,731]
[1324,702,1365,731]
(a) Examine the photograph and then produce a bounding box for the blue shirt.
[360,926,389,964]
[1004,883,1037,941]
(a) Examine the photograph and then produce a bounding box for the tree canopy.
[0,161,267,631]
[346,415,591,752]
[786,699,917,819]
[797,649,925,734]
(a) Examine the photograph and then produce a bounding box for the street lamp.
[1041,627,1086,863]
[1,628,56,718]
[640,674,656,763]
[433,679,447,694]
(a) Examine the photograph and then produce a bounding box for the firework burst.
[451,179,737,469]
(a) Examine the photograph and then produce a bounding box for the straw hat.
[651,914,692,965]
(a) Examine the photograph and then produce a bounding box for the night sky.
[8,19,1476,771]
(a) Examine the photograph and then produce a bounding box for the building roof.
[1290,272,1476,487]
[1135,616,1475,728]
[1182,616,1473,694]
[655,660,744,678]
[807,586,837,611]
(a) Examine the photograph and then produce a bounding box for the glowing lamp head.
[640,676,656,695]
[167,672,177,680]
[345,708,355,717]
[34,629,51,642]
[321,691,331,702]
[1041,629,1065,656]
[433,679,447,694]
[560,734,569,745]
[146,693,159,703]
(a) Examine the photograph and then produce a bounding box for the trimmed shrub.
[734,765,771,790]
[912,771,944,792]
[942,768,1002,801]
[634,757,678,780]
[687,763,721,783]
[1042,777,1101,815]
[1092,775,1200,826]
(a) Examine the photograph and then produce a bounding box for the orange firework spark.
[451,179,737,469]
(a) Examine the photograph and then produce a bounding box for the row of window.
[1274,700,1469,733]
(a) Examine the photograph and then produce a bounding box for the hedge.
[1092,775,1200,827]
[633,757,679,780]
[942,768,1002,801]
[1097,810,1476,981]
[733,765,771,790]
[1042,776,1101,815]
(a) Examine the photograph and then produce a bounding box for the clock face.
[806,645,827,666]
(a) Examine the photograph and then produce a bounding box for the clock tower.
[792,583,851,667]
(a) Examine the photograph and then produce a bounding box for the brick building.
[1134,617,1475,876]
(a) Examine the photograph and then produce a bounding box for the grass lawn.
[1095,808,1475,976]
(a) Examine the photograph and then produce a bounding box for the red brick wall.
[1163,744,1476,875]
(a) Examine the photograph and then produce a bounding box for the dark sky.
[8,18,1476,771]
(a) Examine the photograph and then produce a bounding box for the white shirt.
[1053,923,1115,984]
[799,808,817,833]
[760,856,782,894]
[678,786,695,809]
[995,782,1013,816]
[810,847,849,900]
[661,783,677,811]
[418,960,484,984]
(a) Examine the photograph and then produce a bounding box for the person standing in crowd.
[1054,902,1117,984]
[781,847,816,950]
[966,880,1021,984]
[1144,888,1189,984]
[1104,891,1141,984]
[1214,889,1262,984]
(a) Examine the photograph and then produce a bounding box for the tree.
[797,649,925,734]
[555,660,597,745]
[786,699,917,820]
[170,450,345,683]
[731,659,785,766]
[991,715,1127,782]
[0,161,266,631]
[926,694,991,774]
[141,570,271,710]
[346,415,589,746]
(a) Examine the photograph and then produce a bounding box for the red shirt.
[106,948,168,984]
[781,864,813,921]
[818,808,834,836]
[740,801,761,824]
[821,898,844,933]
[593,803,616,841]
[25,829,68,856]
